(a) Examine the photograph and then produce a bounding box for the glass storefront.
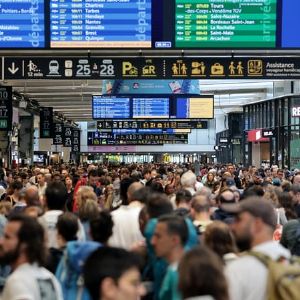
[243,95,300,169]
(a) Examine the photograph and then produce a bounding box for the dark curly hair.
[8,214,47,266]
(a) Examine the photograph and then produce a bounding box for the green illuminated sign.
[175,0,277,48]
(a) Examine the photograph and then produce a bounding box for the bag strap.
[246,251,272,267]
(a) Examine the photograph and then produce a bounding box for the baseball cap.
[226,178,236,187]
[221,197,276,229]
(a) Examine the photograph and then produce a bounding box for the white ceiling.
[0,78,277,121]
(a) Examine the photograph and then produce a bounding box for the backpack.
[291,220,300,256]
[248,251,300,300]
[56,241,101,300]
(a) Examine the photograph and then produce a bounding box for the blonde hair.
[78,199,100,221]
[76,186,97,209]
[0,201,12,216]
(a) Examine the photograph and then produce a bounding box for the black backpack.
[291,220,300,256]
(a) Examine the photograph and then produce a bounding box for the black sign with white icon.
[219,137,229,144]
[262,129,275,138]
[5,57,300,80]
[0,86,12,131]
[53,123,64,145]
[63,126,73,147]
[88,132,188,146]
[97,120,207,130]
[71,129,81,153]
[40,107,53,138]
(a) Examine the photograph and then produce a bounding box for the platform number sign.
[40,107,53,138]
[63,126,72,147]
[71,129,81,153]
[0,86,12,131]
[53,123,63,145]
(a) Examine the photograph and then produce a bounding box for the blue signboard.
[0,0,45,48]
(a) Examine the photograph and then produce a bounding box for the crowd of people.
[0,162,299,300]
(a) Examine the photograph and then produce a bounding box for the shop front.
[243,95,300,169]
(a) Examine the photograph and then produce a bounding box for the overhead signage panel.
[0,86,12,131]
[97,120,207,130]
[88,132,188,146]
[62,126,73,147]
[53,122,64,145]
[71,129,81,153]
[4,57,300,80]
[40,107,53,138]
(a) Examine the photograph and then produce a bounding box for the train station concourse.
[1,2,300,300]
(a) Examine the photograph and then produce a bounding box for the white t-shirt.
[39,210,86,249]
[225,240,290,300]
[108,203,145,249]
[1,263,63,300]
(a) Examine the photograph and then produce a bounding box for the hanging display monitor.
[2,0,300,49]
[50,0,152,48]
[132,97,169,119]
[92,97,130,119]
[175,0,278,48]
[92,95,214,119]
[175,97,214,119]
[0,0,45,48]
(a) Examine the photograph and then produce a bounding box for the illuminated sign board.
[0,0,45,48]
[1,0,300,49]
[92,95,214,119]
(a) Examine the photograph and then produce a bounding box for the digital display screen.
[132,98,169,119]
[92,95,214,119]
[0,0,45,48]
[1,0,300,49]
[175,0,277,48]
[92,97,130,119]
[175,97,214,119]
[88,131,188,145]
[50,0,152,48]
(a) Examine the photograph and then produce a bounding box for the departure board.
[92,95,214,119]
[0,0,45,48]
[50,0,151,48]
[175,0,277,48]
[132,98,169,119]
[93,97,130,119]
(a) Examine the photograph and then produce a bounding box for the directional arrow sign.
[4,58,23,79]
[8,63,19,74]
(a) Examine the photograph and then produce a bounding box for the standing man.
[36,172,47,202]
[223,197,290,300]
[151,215,188,300]
[0,214,63,300]
[227,164,242,189]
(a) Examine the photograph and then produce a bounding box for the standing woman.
[178,246,229,300]
[65,175,74,211]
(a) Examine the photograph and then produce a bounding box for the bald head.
[127,182,144,203]
[294,175,300,185]
[25,185,40,206]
